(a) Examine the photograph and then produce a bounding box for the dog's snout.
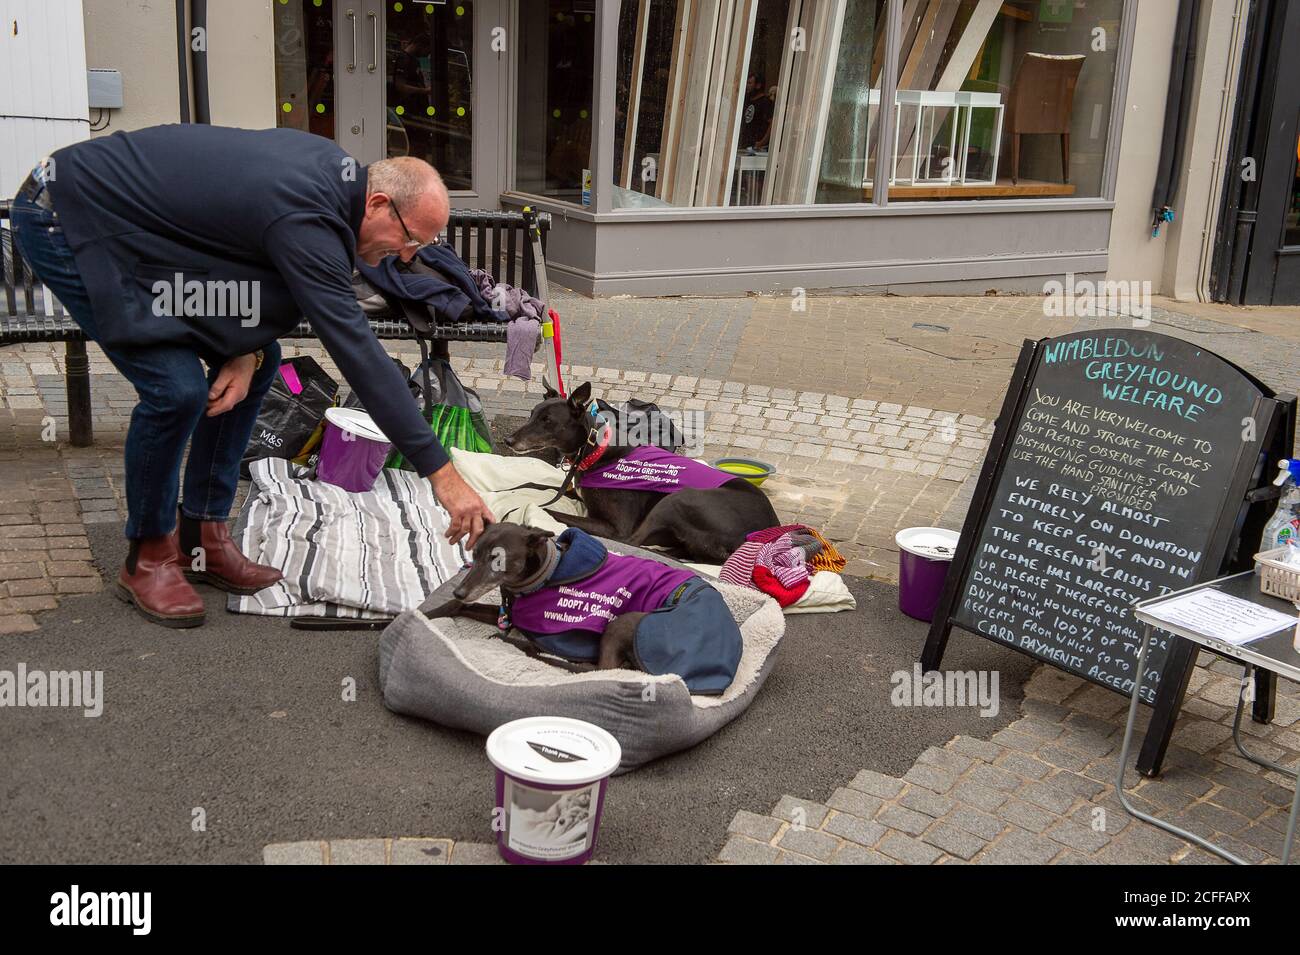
[452,562,476,601]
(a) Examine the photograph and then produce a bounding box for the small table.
[894,90,960,184]
[1121,571,1300,864]
[884,90,1005,187]
[952,91,1004,185]
[731,151,768,206]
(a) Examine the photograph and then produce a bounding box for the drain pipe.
[1150,0,1203,237]
[174,0,191,122]
[1215,0,1271,302]
[192,0,211,123]
[1196,0,1250,302]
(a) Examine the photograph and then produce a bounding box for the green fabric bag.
[386,357,493,469]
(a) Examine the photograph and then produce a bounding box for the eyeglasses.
[388,196,431,249]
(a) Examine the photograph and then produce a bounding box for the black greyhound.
[503,381,779,564]
[425,523,643,671]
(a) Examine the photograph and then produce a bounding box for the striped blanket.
[228,458,467,620]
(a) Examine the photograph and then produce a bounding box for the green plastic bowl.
[713,457,776,487]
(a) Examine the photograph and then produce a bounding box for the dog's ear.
[568,381,592,409]
[541,376,560,400]
[526,528,556,547]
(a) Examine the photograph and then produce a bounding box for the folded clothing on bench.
[357,243,508,327]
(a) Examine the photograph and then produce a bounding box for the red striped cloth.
[721,523,834,591]
[757,534,811,588]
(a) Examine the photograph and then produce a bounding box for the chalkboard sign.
[923,330,1292,774]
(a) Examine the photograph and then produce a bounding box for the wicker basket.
[1254,547,1300,602]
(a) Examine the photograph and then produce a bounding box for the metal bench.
[0,203,558,447]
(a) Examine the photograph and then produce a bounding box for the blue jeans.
[10,187,282,539]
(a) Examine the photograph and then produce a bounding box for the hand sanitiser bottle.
[1263,459,1300,550]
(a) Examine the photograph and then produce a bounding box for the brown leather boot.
[179,513,283,595]
[115,535,206,628]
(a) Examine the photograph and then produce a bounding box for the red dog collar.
[571,401,612,472]
[576,421,612,471]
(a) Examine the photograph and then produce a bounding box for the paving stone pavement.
[719,663,1300,866]
[2,290,1298,864]
[262,838,503,865]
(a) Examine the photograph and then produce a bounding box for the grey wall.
[83,0,182,134]
[83,0,278,134]
[518,200,1113,295]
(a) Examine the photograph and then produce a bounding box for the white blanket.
[451,449,856,615]
[230,458,467,618]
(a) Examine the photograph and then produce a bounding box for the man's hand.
[207,353,258,417]
[429,461,495,549]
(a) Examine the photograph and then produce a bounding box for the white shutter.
[0,0,90,196]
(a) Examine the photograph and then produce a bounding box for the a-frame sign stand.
[922,337,1296,777]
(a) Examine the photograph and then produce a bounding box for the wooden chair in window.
[1007,52,1086,185]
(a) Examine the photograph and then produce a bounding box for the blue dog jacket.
[508,528,743,695]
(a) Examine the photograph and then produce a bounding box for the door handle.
[346,10,357,73]
[367,12,378,73]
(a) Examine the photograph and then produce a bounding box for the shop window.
[384,1,475,191]
[613,0,681,205]
[516,1,596,203]
[767,0,885,205]
[273,0,336,141]
[614,0,812,208]
[814,0,887,203]
[887,0,1122,203]
[612,0,1122,208]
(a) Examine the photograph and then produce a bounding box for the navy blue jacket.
[357,243,507,325]
[47,124,448,477]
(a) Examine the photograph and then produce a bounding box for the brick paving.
[262,838,503,865]
[2,289,1298,863]
[720,662,1300,866]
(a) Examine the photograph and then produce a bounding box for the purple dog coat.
[506,528,743,694]
[579,446,735,493]
[510,553,694,636]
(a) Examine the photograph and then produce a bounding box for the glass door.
[274,0,509,205]
[381,1,475,190]
[273,0,341,141]
[1242,1,1300,304]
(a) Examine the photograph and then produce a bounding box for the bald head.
[368,157,448,215]
[357,156,450,265]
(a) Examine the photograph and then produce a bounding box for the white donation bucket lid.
[895,526,960,561]
[486,717,622,787]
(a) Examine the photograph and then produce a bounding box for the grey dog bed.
[377,540,786,772]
